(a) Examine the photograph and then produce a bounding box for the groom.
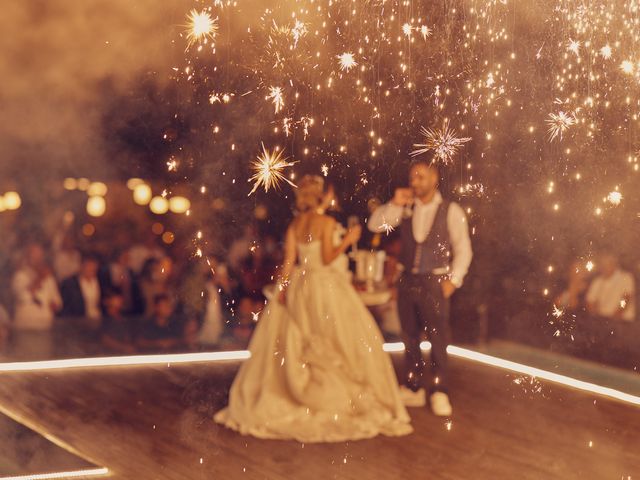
[368,158,472,416]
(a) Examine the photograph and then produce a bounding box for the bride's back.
[290,211,329,245]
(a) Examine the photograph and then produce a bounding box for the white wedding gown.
[214,241,412,442]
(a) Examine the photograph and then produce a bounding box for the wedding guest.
[137,294,181,352]
[60,253,103,329]
[197,259,235,347]
[586,253,635,322]
[127,234,165,275]
[52,234,81,282]
[554,260,590,313]
[99,248,143,315]
[139,257,173,317]
[100,288,135,354]
[227,224,257,271]
[0,304,10,348]
[12,243,62,331]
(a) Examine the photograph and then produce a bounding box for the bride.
[214,175,412,442]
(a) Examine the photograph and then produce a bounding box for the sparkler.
[248,144,297,195]
[185,9,218,48]
[411,121,472,164]
[546,111,577,141]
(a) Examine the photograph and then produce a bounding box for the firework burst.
[267,86,285,113]
[248,144,297,195]
[185,9,218,48]
[546,111,577,141]
[337,52,357,71]
[411,121,472,164]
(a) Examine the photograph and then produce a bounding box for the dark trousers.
[397,273,451,394]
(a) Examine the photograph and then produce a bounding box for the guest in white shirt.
[368,158,472,417]
[11,243,62,331]
[60,254,102,329]
[52,232,81,282]
[586,253,635,322]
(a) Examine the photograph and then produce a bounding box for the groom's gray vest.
[399,200,451,275]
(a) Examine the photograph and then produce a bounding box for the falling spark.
[185,9,218,48]
[552,304,564,318]
[248,144,297,195]
[321,164,329,176]
[402,23,412,37]
[546,111,577,141]
[607,191,622,205]
[600,44,612,59]
[167,159,178,171]
[411,121,472,164]
[283,117,292,136]
[378,222,395,234]
[567,39,580,56]
[620,60,634,74]
[337,52,358,71]
[267,86,285,113]
[586,261,594,272]
[291,20,308,46]
[420,25,432,40]
[209,92,234,104]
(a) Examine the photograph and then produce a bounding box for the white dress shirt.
[368,191,473,287]
[586,270,636,321]
[79,276,102,321]
[11,267,62,330]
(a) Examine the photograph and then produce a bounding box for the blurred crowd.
[554,252,636,322]
[0,221,282,358]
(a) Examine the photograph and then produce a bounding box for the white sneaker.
[430,392,452,417]
[399,386,426,407]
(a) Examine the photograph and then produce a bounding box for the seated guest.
[137,294,181,351]
[586,253,636,322]
[239,245,276,302]
[12,243,62,331]
[100,289,135,354]
[60,253,102,329]
[0,303,9,348]
[139,257,173,318]
[198,259,238,347]
[229,297,259,349]
[555,260,591,313]
[98,248,143,315]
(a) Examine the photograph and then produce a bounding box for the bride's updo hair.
[295,174,324,212]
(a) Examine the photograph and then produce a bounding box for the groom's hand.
[392,188,413,207]
[441,279,456,299]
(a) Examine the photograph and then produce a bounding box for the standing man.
[368,158,472,416]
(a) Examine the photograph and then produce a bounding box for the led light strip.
[0,350,250,372]
[446,345,640,406]
[0,343,638,407]
[0,467,108,480]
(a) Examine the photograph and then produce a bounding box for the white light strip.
[0,350,250,372]
[0,467,108,480]
[444,345,640,406]
[0,343,638,407]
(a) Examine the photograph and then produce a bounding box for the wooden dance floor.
[0,355,638,479]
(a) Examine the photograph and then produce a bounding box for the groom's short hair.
[409,157,440,175]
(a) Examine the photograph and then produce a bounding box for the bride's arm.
[277,226,297,295]
[321,217,361,265]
